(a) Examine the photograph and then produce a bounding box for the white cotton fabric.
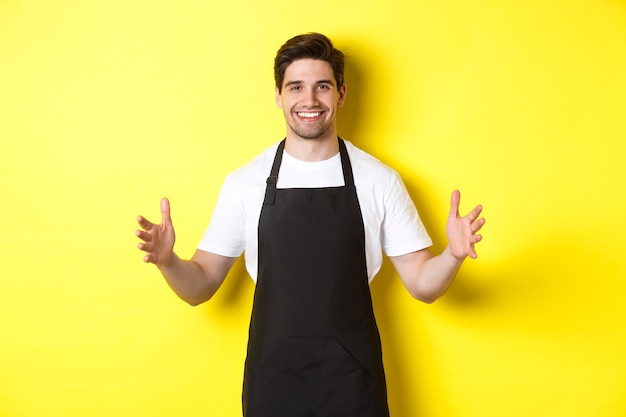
[198,140,432,283]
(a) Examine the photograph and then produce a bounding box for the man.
[136,33,484,417]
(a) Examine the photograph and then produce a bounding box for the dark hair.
[274,33,345,92]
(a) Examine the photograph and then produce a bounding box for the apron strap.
[337,137,356,191]
[263,139,286,205]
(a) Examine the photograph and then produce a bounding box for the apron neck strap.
[264,139,286,205]
[263,137,353,205]
[338,138,356,190]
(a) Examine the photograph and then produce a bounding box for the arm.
[136,198,238,306]
[389,190,484,304]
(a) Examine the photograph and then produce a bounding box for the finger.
[137,241,152,252]
[464,204,483,224]
[468,242,478,259]
[135,229,152,242]
[161,198,172,226]
[471,218,486,233]
[468,234,483,259]
[449,190,461,218]
[137,215,154,230]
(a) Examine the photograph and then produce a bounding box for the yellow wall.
[1,0,625,416]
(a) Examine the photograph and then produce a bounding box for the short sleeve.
[197,175,247,257]
[381,173,432,256]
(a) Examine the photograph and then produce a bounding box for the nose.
[302,87,319,107]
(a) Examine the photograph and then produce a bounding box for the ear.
[275,87,283,108]
[337,83,347,107]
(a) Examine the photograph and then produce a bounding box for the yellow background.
[1,0,625,416]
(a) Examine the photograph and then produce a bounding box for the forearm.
[414,246,464,303]
[391,246,465,304]
[156,253,220,306]
[391,190,484,303]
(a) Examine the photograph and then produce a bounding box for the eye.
[289,85,301,91]
[318,84,331,90]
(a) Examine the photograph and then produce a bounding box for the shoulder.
[223,141,279,188]
[343,140,402,189]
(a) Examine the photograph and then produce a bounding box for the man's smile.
[295,111,324,121]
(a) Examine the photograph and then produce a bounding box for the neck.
[284,132,340,162]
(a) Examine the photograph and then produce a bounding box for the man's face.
[276,59,347,141]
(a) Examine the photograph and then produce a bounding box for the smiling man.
[136,33,485,417]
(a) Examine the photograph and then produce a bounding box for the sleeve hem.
[384,240,433,257]
[196,244,243,258]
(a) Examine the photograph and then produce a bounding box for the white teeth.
[297,112,321,118]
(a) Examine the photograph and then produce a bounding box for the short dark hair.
[274,33,345,92]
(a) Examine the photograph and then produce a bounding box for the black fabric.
[242,138,389,417]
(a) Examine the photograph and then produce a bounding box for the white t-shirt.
[198,140,432,283]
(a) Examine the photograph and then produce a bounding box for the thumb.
[449,189,461,219]
[161,198,172,225]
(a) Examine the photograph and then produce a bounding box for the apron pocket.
[250,336,374,417]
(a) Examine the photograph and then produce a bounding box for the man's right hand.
[136,198,176,266]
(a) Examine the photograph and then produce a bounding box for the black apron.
[242,138,389,417]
